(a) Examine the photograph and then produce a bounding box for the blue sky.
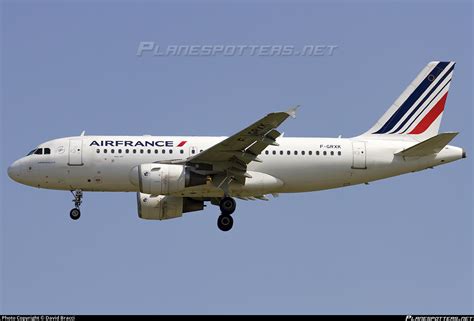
[1,0,472,314]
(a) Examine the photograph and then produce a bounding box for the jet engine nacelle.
[129,164,207,195]
[137,193,204,220]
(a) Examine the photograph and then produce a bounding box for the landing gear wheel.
[219,197,236,215]
[70,208,81,220]
[217,214,233,232]
[69,190,83,220]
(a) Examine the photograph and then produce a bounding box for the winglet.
[285,105,300,119]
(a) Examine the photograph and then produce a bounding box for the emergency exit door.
[352,141,367,169]
[68,139,83,166]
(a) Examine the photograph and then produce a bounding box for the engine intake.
[137,193,204,220]
[129,164,207,195]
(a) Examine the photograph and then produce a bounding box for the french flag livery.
[365,61,455,140]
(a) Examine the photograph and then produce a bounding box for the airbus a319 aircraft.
[8,61,466,231]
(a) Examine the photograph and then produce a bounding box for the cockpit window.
[27,147,51,156]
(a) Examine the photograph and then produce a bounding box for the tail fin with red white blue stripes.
[362,61,455,141]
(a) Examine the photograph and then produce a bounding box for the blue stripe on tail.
[373,61,449,134]
[389,63,454,134]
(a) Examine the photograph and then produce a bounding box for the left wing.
[175,106,299,185]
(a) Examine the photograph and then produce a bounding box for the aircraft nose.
[7,160,21,182]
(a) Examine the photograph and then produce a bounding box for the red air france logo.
[177,141,187,147]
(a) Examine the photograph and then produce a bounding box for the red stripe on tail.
[409,92,448,135]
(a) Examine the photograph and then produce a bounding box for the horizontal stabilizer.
[395,132,458,157]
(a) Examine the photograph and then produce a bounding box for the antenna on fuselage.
[80,130,86,136]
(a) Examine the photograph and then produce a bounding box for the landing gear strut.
[70,189,83,220]
[217,196,236,231]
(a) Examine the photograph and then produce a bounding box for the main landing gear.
[70,189,83,220]
[217,197,236,232]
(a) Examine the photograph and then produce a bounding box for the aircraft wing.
[178,106,298,185]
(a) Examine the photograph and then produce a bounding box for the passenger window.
[147,149,151,154]
[162,149,165,154]
[155,149,158,154]
[133,149,136,154]
[111,149,115,154]
[140,149,144,154]
[323,151,327,156]
[338,151,341,156]
[309,151,312,155]
[96,149,100,154]
[316,151,320,155]
[104,149,107,154]
[287,151,291,155]
[169,149,173,154]
[330,151,334,156]
[125,149,129,154]
[302,151,305,155]
[180,149,184,154]
[44,148,51,155]
[294,151,298,155]
[34,148,43,155]
[265,150,269,155]
[280,151,283,155]
[118,149,122,154]
[191,149,196,154]
[272,150,276,155]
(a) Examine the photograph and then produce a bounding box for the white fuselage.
[7,135,464,197]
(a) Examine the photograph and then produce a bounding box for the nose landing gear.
[69,189,83,220]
